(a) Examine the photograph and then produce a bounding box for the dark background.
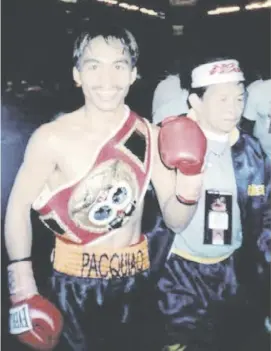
[1,0,270,349]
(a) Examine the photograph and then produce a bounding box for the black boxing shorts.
[47,216,174,351]
[157,251,238,351]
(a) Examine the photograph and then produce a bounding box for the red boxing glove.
[8,261,63,350]
[159,116,207,175]
[9,295,63,351]
[158,116,207,204]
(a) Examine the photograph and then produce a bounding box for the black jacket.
[232,129,270,303]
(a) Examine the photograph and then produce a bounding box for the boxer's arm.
[151,126,201,232]
[5,124,57,261]
[5,124,64,349]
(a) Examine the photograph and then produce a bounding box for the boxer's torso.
[32,106,153,248]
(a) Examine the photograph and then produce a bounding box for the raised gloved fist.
[9,295,63,351]
[158,116,207,204]
[159,115,207,175]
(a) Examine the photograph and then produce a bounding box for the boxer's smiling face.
[73,36,137,112]
[193,82,245,135]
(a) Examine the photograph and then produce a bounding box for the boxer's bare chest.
[48,115,149,190]
[48,125,113,189]
[33,112,153,245]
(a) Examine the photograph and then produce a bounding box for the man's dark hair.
[73,23,139,70]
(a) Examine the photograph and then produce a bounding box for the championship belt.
[33,111,153,245]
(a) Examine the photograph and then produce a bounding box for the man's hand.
[8,261,63,350]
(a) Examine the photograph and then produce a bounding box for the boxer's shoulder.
[51,108,84,129]
[132,114,149,133]
[27,122,57,149]
[31,108,85,143]
[133,117,161,153]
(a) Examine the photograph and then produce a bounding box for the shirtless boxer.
[4,24,206,351]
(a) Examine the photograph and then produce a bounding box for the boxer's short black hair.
[73,23,139,69]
